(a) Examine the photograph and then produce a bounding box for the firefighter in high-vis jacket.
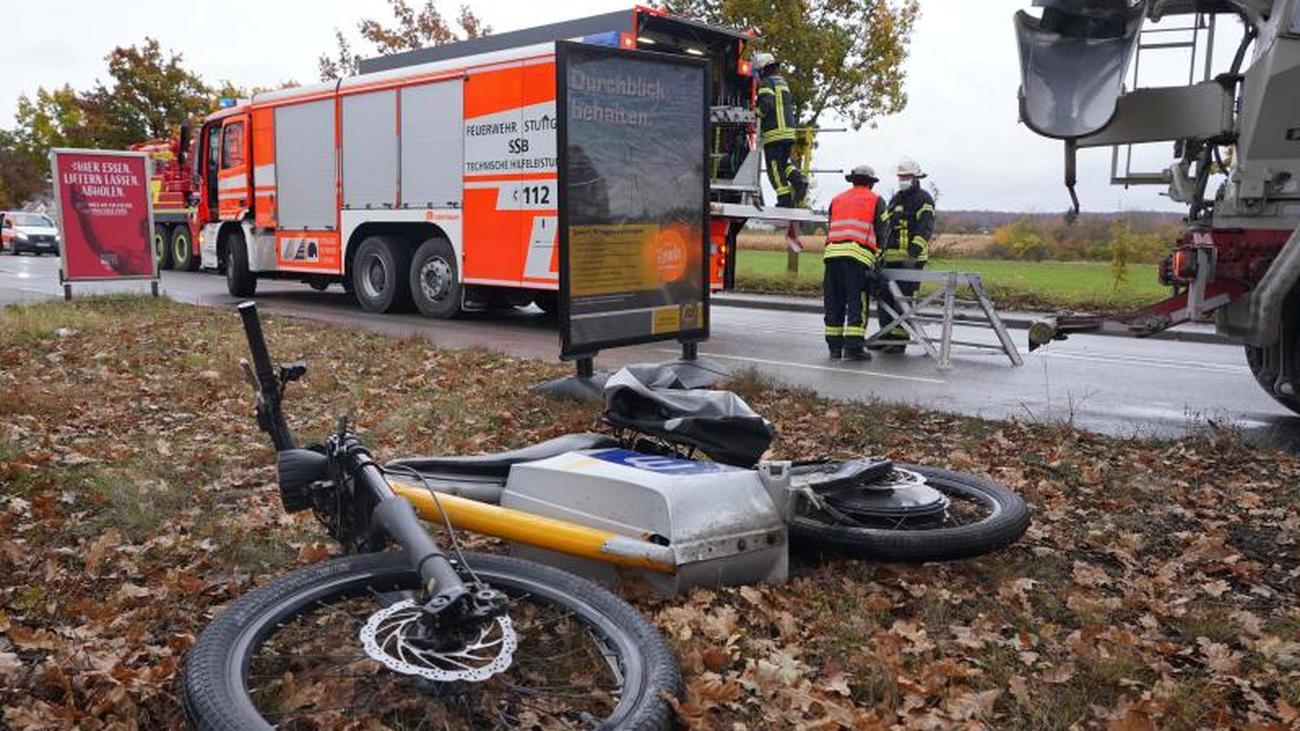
[753,52,807,208]
[824,164,889,361]
[872,158,936,354]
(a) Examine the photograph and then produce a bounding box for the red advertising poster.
[50,149,156,281]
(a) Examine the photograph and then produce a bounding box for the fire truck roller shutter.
[274,100,337,230]
[400,80,464,209]
[342,89,398,209]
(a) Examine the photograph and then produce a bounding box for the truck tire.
[1245,288,1300,415]
[172,226,198,271]
[409,237,462,319]
[225,229,257,298]
[154,225,174,271]
[352,235,412,313]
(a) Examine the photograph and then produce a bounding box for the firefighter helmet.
[896,157,926,178]
[752,52,776,74]
[846,164,878,183]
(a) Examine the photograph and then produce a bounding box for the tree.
[3,38,212,208]
[86,39,211,148]
[10,39,209,167]
[674,0,920,129]
[0,130,45,210]
[319,1,491,80]
[11,85,92,159]
[992,218,1051,261]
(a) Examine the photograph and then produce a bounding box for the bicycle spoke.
[244,578,627,728]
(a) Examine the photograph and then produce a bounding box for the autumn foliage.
[1,297,1298,729]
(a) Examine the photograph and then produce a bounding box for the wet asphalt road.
[3,252,1297,444]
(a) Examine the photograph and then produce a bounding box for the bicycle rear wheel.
[182,550,679,730]
[790,464,1030,562]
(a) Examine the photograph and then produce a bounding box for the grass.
[2,297,1298,729]
[735,249,1167,313]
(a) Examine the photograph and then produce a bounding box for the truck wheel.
[1245,288,1300,415]
[225,230,257,298]
[154,225,174,271]
[352,236,412,313]
[409,237,461,319]
[172,227,198,271]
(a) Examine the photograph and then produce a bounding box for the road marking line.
[654,349,947,384]
[1035,350,1249,374]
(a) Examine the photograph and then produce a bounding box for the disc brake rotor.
[360,599,517,683]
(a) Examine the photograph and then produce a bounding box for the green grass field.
[735,250,1167,312]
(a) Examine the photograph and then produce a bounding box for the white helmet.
[752,52,776,73]
[896,157,925,178]
[846,164,878,183]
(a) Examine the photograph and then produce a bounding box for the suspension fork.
[236,302,503,636]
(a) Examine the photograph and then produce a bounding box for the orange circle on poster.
[650,228,690,283]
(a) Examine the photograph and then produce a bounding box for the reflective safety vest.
[757,75,797,145]
[824,186,881,266]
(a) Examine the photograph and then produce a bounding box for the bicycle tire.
[182,550,679,730]
[790,464,1030,562]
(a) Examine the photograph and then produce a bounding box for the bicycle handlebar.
[238,302,277,393]
[237,302,297,451]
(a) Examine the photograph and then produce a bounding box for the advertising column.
[557,43,709,359]
[49,149,158,298]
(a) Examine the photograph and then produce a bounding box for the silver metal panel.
[275,100,337,230]
[1077,82,1234,148]
[502,451,788,595]
[400,80,464,208]
[342,90,398,209]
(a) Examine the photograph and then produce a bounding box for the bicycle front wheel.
[182,551,679,730]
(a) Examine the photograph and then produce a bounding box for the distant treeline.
[938,210,1183,235]
[966,213,1184,265]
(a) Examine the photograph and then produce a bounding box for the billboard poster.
[557,42,709,359]
[49,149,157,282]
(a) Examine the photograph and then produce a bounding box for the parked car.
[1,212,61,255]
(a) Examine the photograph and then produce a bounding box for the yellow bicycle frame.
[389,480,677,575]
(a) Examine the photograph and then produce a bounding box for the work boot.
[882,344,906,355]
[776,193,794,208]
[843,348,873,362]
[828,348,842,359]
[792,175,809,207]
[866,342,886,351]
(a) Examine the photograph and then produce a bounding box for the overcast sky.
[0,0,1245,212]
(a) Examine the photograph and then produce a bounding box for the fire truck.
[1016,0,1300,415]
[131,133,199,271]
[183,6,796,317]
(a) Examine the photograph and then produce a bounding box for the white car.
[1,212,61,256]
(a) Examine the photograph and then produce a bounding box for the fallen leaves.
[3,298,1299,729]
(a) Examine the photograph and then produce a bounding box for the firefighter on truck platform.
[753,52,808,208]
[873,158,935,354]
[824,164,889,362]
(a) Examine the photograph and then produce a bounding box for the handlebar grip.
[237,302,276,389]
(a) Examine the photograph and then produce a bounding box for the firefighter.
[824,164,889,361]
[752,52,807,208]
[872,157,935,354]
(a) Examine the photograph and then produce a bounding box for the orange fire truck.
[131,133,200,271]
[183,6,804,317]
